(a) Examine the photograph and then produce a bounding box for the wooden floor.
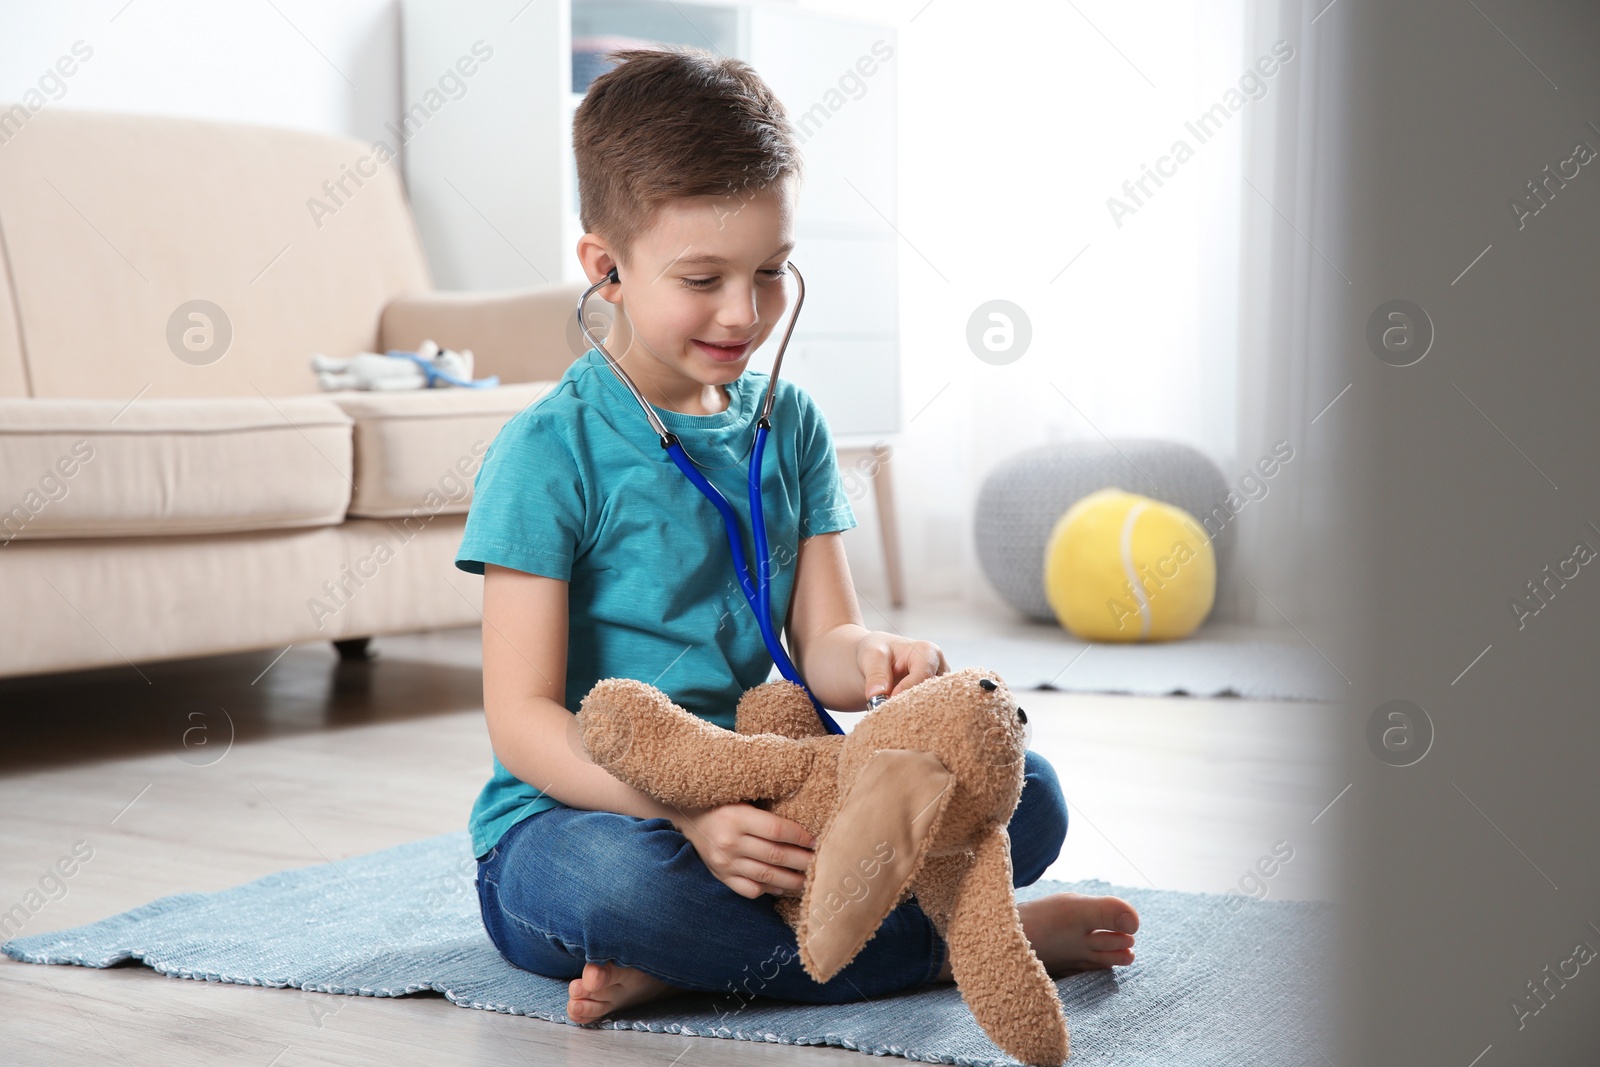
[0,613,1340,1066]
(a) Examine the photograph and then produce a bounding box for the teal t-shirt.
[455,347,858,859]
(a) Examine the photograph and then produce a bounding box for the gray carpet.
[2,831,1335,1066]
[932,621,1345,703]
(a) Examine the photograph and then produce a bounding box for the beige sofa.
[0,107,587,680]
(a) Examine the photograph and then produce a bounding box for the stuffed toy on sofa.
[309,339,499,391]
[575,666,1072,1066]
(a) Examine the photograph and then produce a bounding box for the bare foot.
[566,961,685,1024]
[933,892,1140,982]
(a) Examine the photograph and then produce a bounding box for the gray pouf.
[975,440,1234,622]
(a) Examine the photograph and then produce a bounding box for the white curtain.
[1229,0,1345,628]
[795,0,1337,629]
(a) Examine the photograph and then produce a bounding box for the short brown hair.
[572,47,801,265]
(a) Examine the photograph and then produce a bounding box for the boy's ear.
[575,233,624,300]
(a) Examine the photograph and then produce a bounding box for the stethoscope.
[577,261,845,735]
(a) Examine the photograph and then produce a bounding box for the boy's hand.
[858,632,949,705]
[671,802,819,899]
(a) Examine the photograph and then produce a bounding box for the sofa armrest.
[380,282,590,386]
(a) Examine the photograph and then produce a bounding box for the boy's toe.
[1070,893,1140,935]
[1085,930,1136,952]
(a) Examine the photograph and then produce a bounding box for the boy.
[456,47,1138,1025]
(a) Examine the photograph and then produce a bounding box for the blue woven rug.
[2,832,1334,1066]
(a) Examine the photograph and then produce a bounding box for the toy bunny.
[575,666,1071,1066]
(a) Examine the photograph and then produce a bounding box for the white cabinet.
[399,0,899,439]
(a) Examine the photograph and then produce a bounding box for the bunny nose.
[1016,707,1027,723]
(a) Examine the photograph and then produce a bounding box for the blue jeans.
[475,749,1069,1006]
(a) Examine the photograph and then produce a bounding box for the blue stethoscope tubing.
[576,261,844,736]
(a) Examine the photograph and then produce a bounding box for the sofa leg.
[333,637,375,663]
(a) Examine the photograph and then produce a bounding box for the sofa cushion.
[0,396,352,540]
[325,382,554,519]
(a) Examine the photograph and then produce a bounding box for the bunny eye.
[978,678,997,692]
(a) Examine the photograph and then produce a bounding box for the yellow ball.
[1044,488,1216,642]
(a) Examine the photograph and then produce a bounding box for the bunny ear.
[797,748,954,983]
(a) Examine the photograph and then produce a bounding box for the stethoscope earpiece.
[606,265,619,285]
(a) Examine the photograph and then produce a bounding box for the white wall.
[795,0,1276,623]
[0,0,398,150]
